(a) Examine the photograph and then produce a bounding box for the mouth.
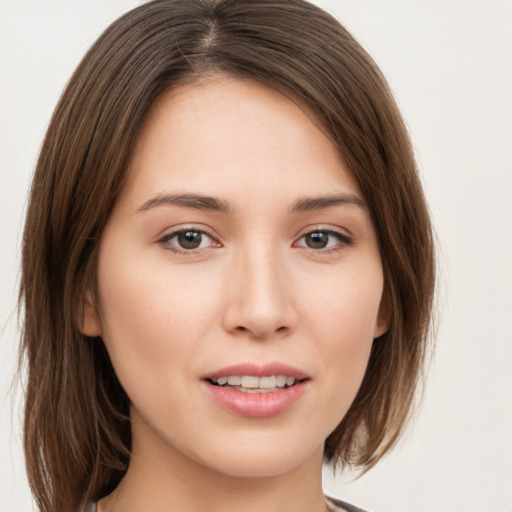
[201,363,310,417]
[206,374,308,394]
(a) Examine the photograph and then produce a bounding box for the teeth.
[213,375,298,389]
[276,375,287,387]
[259,376,276,389]
[240,376,259,388]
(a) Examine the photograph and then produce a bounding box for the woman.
[19,1,435,511]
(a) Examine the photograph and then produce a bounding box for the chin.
[187,433,324,479]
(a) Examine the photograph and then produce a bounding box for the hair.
[19,1,435,511]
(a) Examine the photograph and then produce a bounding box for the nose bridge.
[223,236,296,339]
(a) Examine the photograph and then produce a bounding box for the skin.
[82,78,387,512]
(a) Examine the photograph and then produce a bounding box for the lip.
[201,362,310,418]
[201,362,309,381]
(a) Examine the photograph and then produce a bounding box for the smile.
[209,375,301,393]
[202,363,310,417]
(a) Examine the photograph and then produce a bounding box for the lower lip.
[202,380,308,418]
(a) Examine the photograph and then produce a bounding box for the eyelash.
[157,227,219,255]
[157,227,354,255]
[294,229,354,253]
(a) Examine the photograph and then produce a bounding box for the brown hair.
[19,1,435,511]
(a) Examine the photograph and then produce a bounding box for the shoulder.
[85,498,363,512]
[326,495,370,512]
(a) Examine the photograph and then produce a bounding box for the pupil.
[306,232,328,249]
[178,231,202,249]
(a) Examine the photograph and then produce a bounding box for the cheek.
[95,243,220,397]
[297,263,383,402]
[299,261,384,342]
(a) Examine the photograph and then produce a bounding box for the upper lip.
[201,362,309,381]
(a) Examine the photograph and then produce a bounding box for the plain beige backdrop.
[1,1,511,511]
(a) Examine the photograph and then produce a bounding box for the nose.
[221,244,298,340]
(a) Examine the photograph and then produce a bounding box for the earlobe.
[373,293,390,339]
[80,290,102,337]
[373,316,388,339]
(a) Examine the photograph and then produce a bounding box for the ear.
[80,289,102,337]
[373,290,390,339]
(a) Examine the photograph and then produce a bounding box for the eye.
[159,229,218,253]
[295,229,353,251]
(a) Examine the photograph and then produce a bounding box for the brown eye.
[304,232,329,249]
[159,229,217,253]
[295,229,353,251]
[177,230,203,249]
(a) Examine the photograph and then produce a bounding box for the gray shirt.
[84,496,368,512]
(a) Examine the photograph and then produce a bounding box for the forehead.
[122,77,362,209]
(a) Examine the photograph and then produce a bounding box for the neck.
[98,417,328,512]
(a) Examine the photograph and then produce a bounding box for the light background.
[1,1,511,511]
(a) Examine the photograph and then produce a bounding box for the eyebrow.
[290,194,366,213]
[136,192,366,215]
[136,193,233,214]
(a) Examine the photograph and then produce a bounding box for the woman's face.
[83,78,387,478]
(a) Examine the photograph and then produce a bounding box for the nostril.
[233,324,289,339]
